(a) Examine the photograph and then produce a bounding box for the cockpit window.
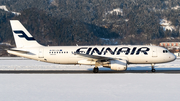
[163,50,168,53]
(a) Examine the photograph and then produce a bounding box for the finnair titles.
[7,20,176,73]
[76,47,149,55]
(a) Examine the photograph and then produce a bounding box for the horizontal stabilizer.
[7,49,35,55]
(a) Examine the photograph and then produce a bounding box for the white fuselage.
[8,20,177,72]
[7,45,176,65]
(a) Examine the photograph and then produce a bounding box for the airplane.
[7,20,176,73]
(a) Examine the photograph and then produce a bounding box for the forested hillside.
[0,0,180,46]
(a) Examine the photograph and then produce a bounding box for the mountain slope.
[0,0,180,46]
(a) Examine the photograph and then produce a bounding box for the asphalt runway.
[1,70,180,74]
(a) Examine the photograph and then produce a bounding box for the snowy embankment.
[0,57,179,71]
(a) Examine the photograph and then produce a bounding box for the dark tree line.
[0,0,180,46]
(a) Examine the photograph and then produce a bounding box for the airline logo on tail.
[14,30,35,41]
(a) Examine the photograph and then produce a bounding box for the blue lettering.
[104,47,117,55]
[131,47,137,55]
[117,47,130,55]
[91,47,104,55]
[86,48,92,54]
[76,47,150,56]
[136,47,150,55]
[76,47,88,54]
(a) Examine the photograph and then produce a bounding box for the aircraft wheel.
[151,69,156,72]
[93,67,99,73]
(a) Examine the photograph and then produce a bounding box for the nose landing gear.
[151,63,156,72]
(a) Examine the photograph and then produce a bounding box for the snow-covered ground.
[0,5,21,15]
[159,19,176,31]
[106,8,123,16]
[0,57,180,101]
[171,5,180,10]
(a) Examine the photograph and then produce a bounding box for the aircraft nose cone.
[171,53,176,61]
[167,53,176,62]
[173,54,177,60]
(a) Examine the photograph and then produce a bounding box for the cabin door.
[38,48,44,58]
[152,47,157,57]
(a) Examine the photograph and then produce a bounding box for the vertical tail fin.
[10,20,42,48]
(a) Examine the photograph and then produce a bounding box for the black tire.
[93,67,99,73]
[151,69,156,72]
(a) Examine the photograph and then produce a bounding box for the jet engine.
[103,60,127,71]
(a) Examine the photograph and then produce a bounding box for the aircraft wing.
[75,53,121,62]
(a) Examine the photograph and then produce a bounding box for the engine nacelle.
[103,60,127,71]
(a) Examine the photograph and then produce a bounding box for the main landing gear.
[151,63,156,72]
[93,67,99,73]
